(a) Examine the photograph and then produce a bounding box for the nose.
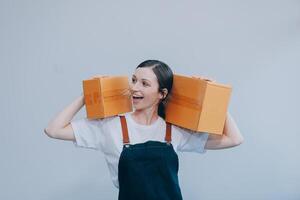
[130,83,143,97]
[131,81,141,92]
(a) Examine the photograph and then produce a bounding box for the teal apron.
[118,116,183,200]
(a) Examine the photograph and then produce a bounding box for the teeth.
[133,96,143,99]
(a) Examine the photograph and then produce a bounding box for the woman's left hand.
[191,75,216,82]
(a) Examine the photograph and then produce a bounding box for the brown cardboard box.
[83,76,133,119]
[165,74,232,135]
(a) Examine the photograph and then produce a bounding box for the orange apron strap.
[119,116,130,144]
[165,122,172,143]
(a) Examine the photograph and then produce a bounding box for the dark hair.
[136,60,173,119]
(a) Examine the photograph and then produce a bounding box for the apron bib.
[118,116,183,200]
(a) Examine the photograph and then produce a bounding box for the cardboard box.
[83,76,133,119]
[165,74,232,135]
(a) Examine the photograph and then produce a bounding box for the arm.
[190,75,244,149]
[204,112,244,150]
[44,94,84,141]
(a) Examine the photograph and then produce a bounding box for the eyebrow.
[132,75,151,83]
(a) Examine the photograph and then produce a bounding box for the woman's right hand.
[89,75,109,79]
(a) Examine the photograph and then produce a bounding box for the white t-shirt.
[71,112,209,188]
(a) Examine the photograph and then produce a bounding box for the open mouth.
[132,96,144,103]
[133,96,144,99]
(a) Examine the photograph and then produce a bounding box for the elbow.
[44,127,56,139]
[232,136,244,146]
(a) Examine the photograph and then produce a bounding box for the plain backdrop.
[1,0,299,200]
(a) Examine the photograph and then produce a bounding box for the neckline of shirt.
[126,112,162,129]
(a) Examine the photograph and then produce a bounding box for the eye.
[131,78,136,83]
[142,81,149,86]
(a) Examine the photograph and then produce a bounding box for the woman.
[44,60,244,200]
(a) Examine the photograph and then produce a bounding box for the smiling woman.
[44,59,243,200]
[129,60,172,122]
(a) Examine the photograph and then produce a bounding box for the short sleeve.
[174,125,209,154]
[70,118,104,151]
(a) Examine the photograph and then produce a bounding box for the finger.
[192,75,211,80]
[91,75,109,79]
[200,76,215,82]
[191,75,216,83]
[203,78,215,82]
[191,75,201,79]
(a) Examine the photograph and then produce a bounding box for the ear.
[159,88,168,100]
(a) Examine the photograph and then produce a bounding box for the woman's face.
[130,67,165,111]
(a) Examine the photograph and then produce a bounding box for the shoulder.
[170,124,209,153]
[171,124,196,135]
[91,114,122,125]
[99,113,132,130]
[71,115,122,132]
[170,124,209,141]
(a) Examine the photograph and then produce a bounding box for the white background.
[1,0,299,199]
